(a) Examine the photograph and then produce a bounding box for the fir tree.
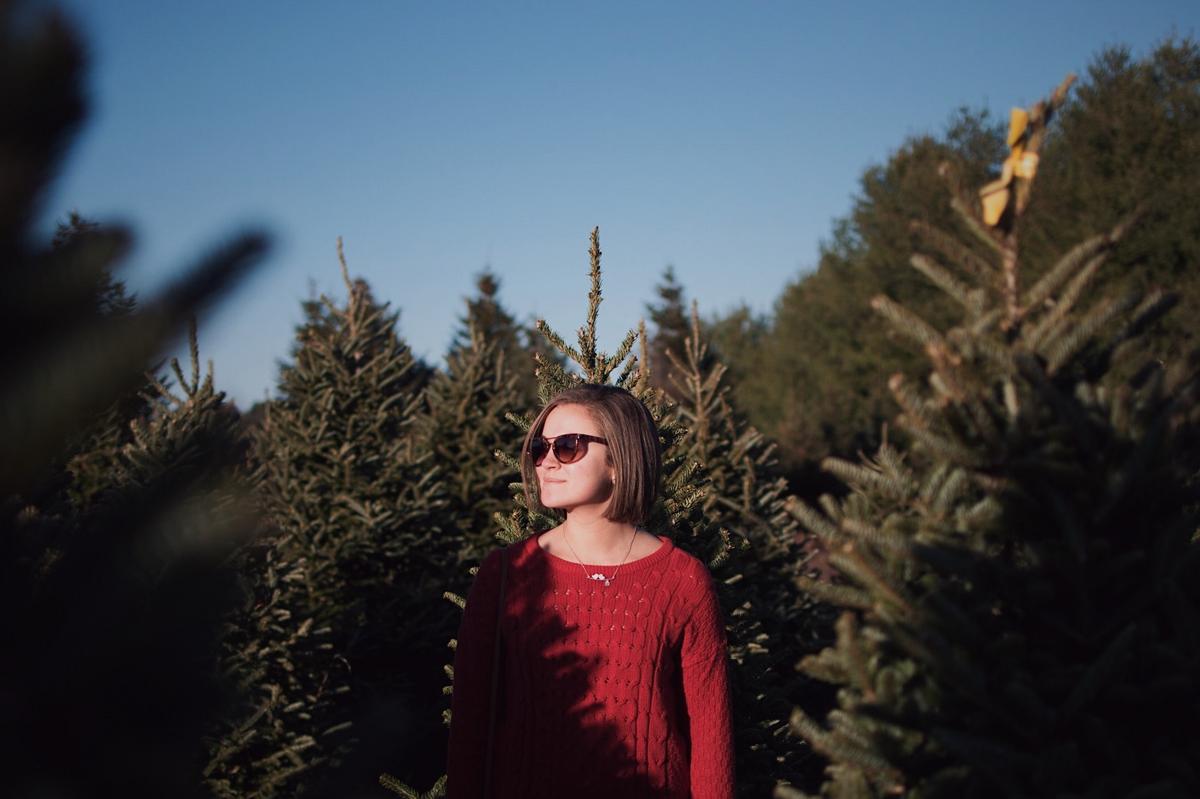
[664,301,833,792]
[706,302,768,387]
[46,213,165,510]
[1022,38,1200,372]
[106,320,248,498]
[418,320,528,564]
[728,39,1199,478]
[780,77,1200,798]
[452,270,512,350]
[452,269,547,408]
[646,265,696,400]
[248,239,454,795]
[665,301,796,547]
[729,107,1005,471]
[1,4,267,796]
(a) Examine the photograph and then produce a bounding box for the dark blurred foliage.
[0,5,267,799]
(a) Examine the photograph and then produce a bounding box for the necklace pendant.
[589,572,608,584]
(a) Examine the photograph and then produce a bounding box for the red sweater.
[447,533,735,799]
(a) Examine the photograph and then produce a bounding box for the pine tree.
[246,239,454,795]
[706,302,768,387]
[418,320,528,564]
[665,301,796,547]
[780,77,1200,798]
[452,269,546,408]
[1,5,267,796]
[46,213,167,510]
[646,265,695,400]
[664,301,834,792]
[1022,38,1200,371]
[725,39,1199,479]
[104,321,248,497]
[727,108,1006,471]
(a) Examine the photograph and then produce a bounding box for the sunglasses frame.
[528,433,608,466]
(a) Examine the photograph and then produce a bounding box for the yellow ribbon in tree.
[979,107,1039,226]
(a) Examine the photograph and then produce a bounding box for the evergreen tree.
[645,265,696,400]
[452,269,545,408]
[1022,38,1200,369]
[48,212,162,510]
[106,320,249,498]
[733,37,1199,477]
[664,301,834,792]
[1,4,267,797]
[780,77,1200,798]
[451,270,517,352]
[735,106,1005,470]
[665,301,796,547]
[706,302,768,387]
[418,320,528,564]
[247,239,454,796]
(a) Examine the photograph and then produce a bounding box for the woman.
[447,384,734,799]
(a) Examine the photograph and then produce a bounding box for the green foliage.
[44,213,159,509]
[1,5,267,797]
[726,39,1200,477]
[646,265,695,400]
[418,319,528,562]
[706,302,769,383]
[666,302,795,544]
[664,301,834,793]
[724,107,1005,470]
[243,240,454,796]
[783,79,1200,798]
[117,322,249,494]
[451,269,548,408]
[1022,38,1200,369]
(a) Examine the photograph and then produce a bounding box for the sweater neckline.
[529,531,674,577]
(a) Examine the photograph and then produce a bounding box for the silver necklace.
[561,527,638,587]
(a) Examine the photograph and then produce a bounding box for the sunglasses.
[528,433,608,466]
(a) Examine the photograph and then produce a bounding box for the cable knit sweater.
[447,532,734,799]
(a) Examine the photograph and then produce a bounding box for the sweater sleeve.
[446,548,504,799]
[679,564,735,799]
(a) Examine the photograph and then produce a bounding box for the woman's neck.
[561,512,637,561]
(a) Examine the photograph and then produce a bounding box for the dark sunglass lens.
[529,437,550,464]
[554,434,584,464]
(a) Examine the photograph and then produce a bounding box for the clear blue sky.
[42,0,1197,408]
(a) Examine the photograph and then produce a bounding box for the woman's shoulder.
[472,536,536,575]
[667,544,725,597]
[483,534,541,569]
[661,539,711,572]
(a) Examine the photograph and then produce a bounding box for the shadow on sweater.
[487,549,667,798]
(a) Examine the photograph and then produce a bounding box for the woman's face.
[536,403,614,513]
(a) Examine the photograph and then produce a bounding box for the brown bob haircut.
[520,384,662,526]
